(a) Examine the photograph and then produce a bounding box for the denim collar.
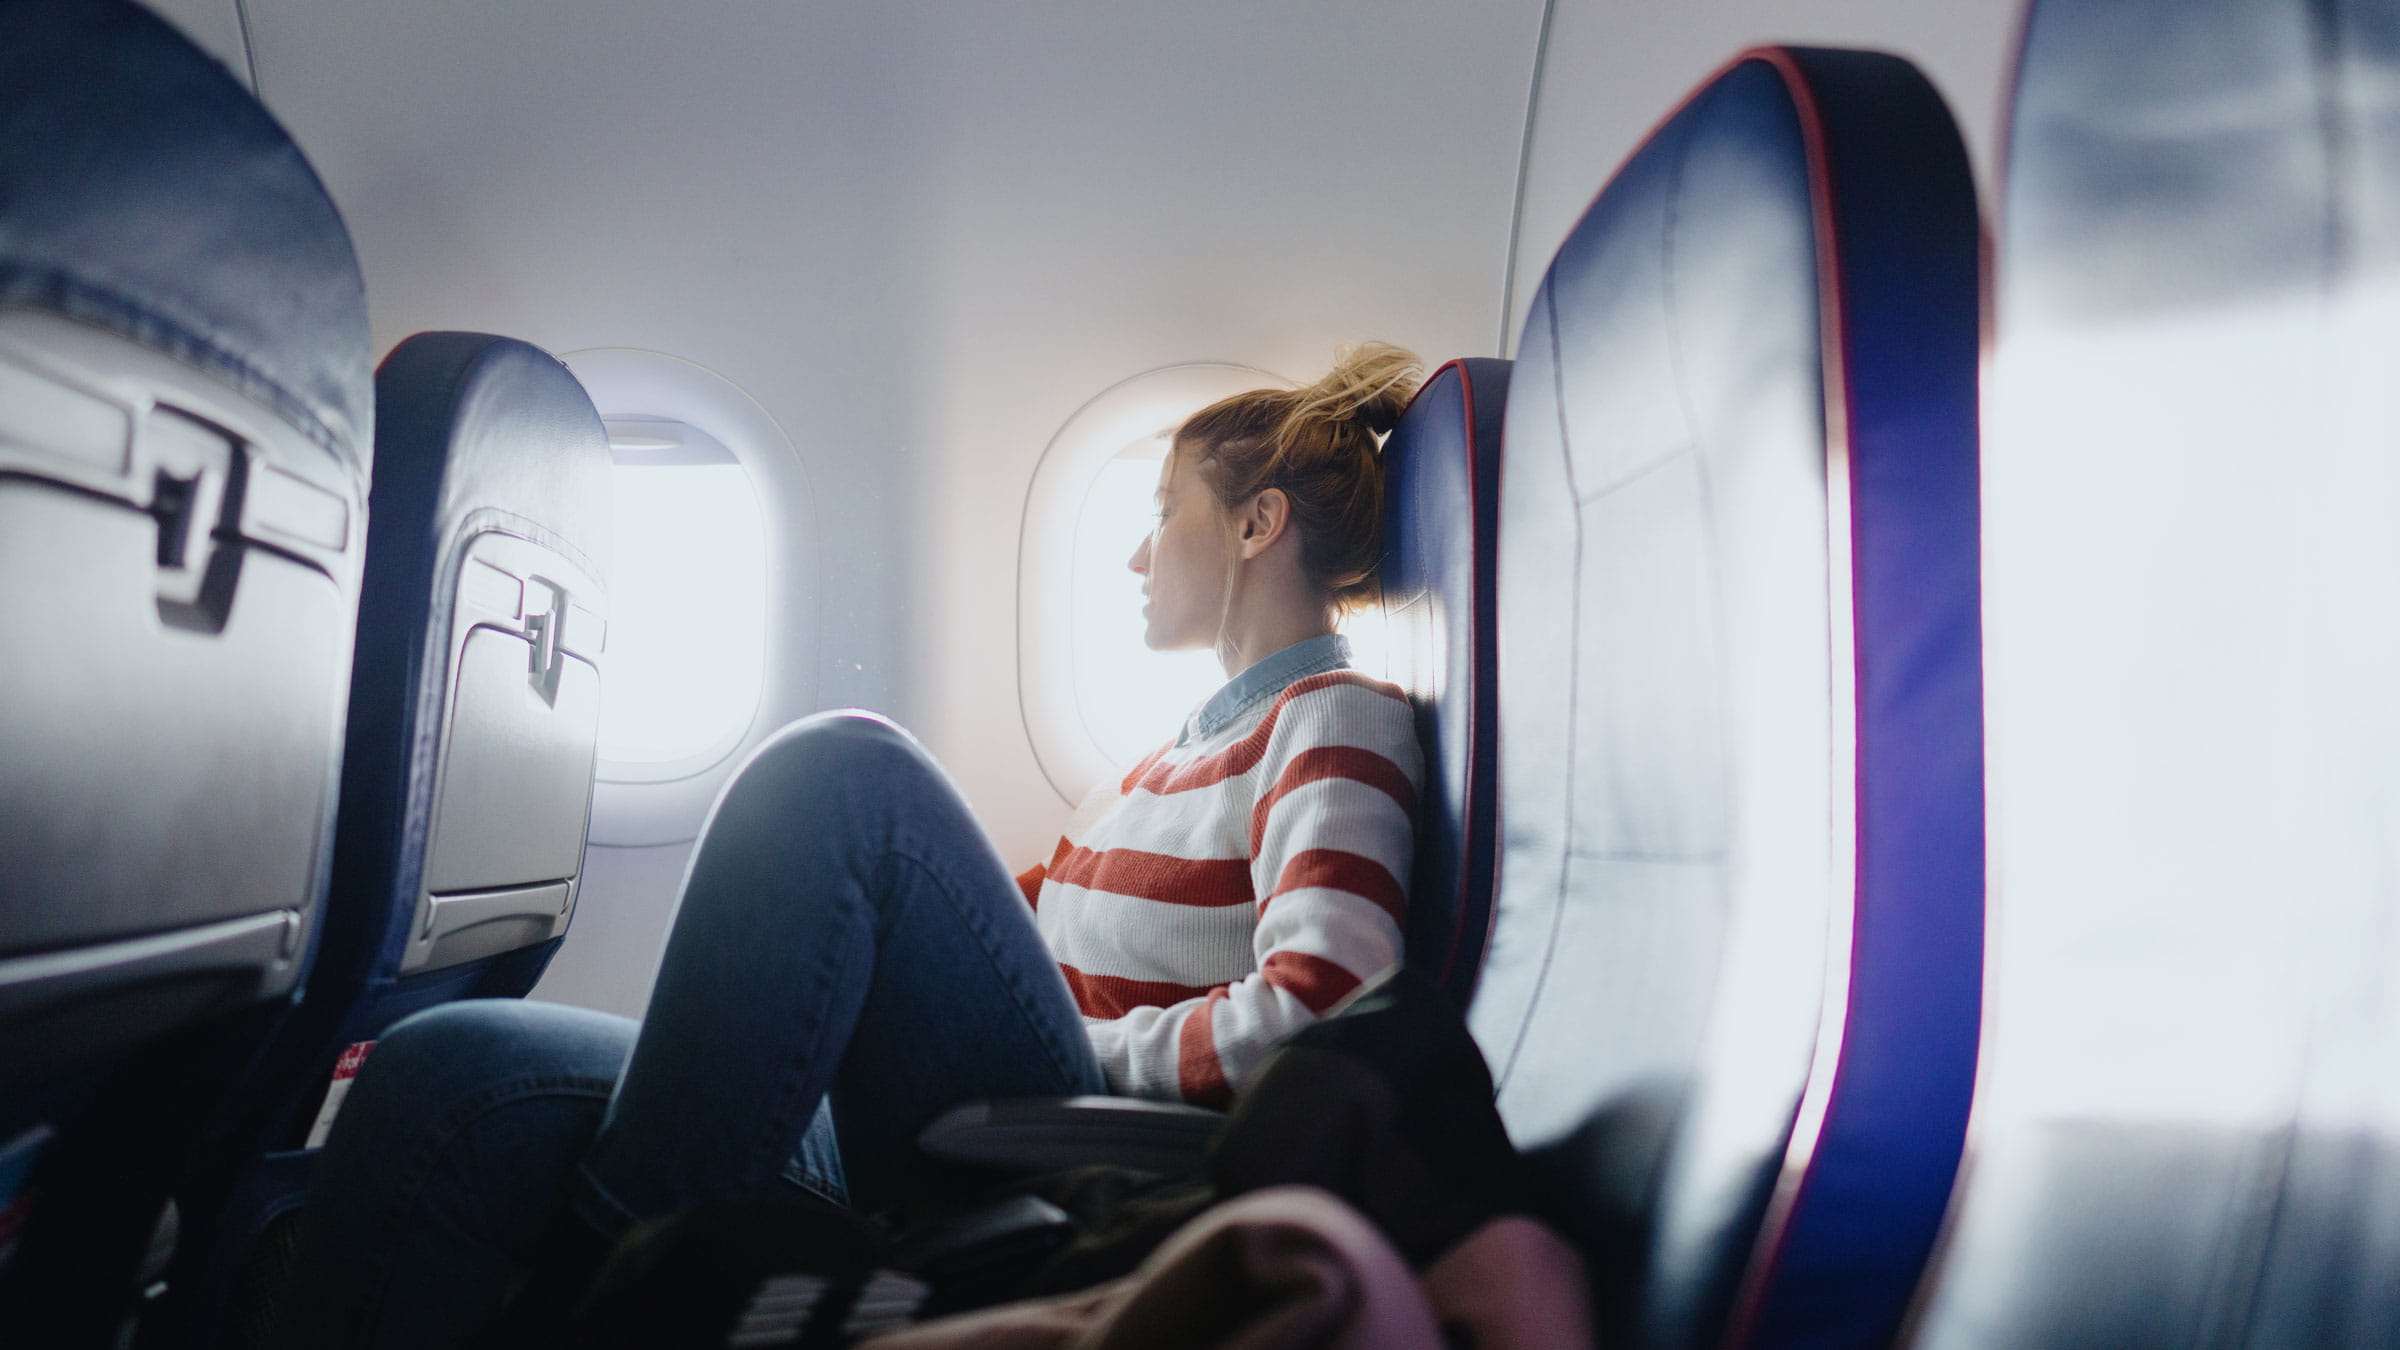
[1181,633,1352,745]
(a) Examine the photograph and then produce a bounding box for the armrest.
[916,1095,1224,1176]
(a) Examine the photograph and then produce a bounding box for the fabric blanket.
[860,1185,1592,1350]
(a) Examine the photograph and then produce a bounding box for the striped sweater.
[1019,645,1423,1107]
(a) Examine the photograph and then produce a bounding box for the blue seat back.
[329,331,611,1002]
[0,0,370,1334]
[0,0,370,1089]
[166,333,611,1344]
[1377,358,1507,1003]
[1476,48,1983,1347]
[1904,1,2400,1342]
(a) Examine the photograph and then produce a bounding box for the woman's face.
[1128,445,1236,652]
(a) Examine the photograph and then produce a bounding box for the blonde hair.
[1173,342,1424,616]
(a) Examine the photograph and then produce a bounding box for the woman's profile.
[275,343,1429,1348]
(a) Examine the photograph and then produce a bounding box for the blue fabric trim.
[1737,47,1985,1350]
[1379,359,1509,1006]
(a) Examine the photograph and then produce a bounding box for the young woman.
[274,345,1429,1347]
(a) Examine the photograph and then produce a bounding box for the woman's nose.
[1128,533,1150,575]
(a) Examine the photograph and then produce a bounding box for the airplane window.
[1343,582,1390,681]
[1021,363,1388,804]
[595,417,768,777]
[1070,433,1224,767]
[1070,432,1392,769]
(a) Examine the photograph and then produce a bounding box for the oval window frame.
[1016,362,1287,804]
[590,415,766,781]
[563,348,819,847]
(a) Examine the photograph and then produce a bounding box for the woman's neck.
[1208,516,1338,681]
[1213,603,1335,681]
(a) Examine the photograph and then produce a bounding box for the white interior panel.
[1506,0,2022,351]
[211,0,2024,1015]
[532,841,693,1019]
[237,1,1546,889]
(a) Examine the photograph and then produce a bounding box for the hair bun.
[1284,341,1422,447]
[1172,342,1424,619]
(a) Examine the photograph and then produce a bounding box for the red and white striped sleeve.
[1090,674,1421,1105]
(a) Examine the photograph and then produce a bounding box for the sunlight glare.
[1069,439,1399,771]
[597,462,768,768]
[1072,442,1223,768]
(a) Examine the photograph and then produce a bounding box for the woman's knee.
[283,1004,633,1348]
[762,709,930,773]
[716,711,952,824]
[356,1000,638,1116]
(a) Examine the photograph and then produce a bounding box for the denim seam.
[779,1146,849,1207]
[576,1149,836,1240]
[356,1072,618,1327]
[574,1165,644,1235]
[729,890,872,1212]
[885,845,1097,1089]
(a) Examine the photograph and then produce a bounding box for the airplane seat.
[160,332,612,1348]
[1476,47,1983,1347]
[0,0,372,1088]
[1902,0,2400,1343]
[917,354,1507,1176]
[1377,357,1508,1005]
[0,0,371,1335]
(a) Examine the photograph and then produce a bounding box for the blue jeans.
[274,712,1107,1348]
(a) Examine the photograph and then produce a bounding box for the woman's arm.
[1091,676,1422,1105]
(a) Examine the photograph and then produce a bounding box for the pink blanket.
[861,1186,1593,1350]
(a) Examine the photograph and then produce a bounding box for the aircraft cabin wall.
[139,0,2015,1020]
[1509,0,2020,348]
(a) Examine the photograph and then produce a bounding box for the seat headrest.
[0,0,371,469]
[370,332,613,589]
[1379,357,1507,1003]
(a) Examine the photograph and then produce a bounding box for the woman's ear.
[1237,489,1291,559]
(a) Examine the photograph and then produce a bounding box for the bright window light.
[1020,361,1294,802]
[1068,436,1399,771]
[1344,593,1390,681]
[1072,438,1224,767]
[596,423,767,774]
